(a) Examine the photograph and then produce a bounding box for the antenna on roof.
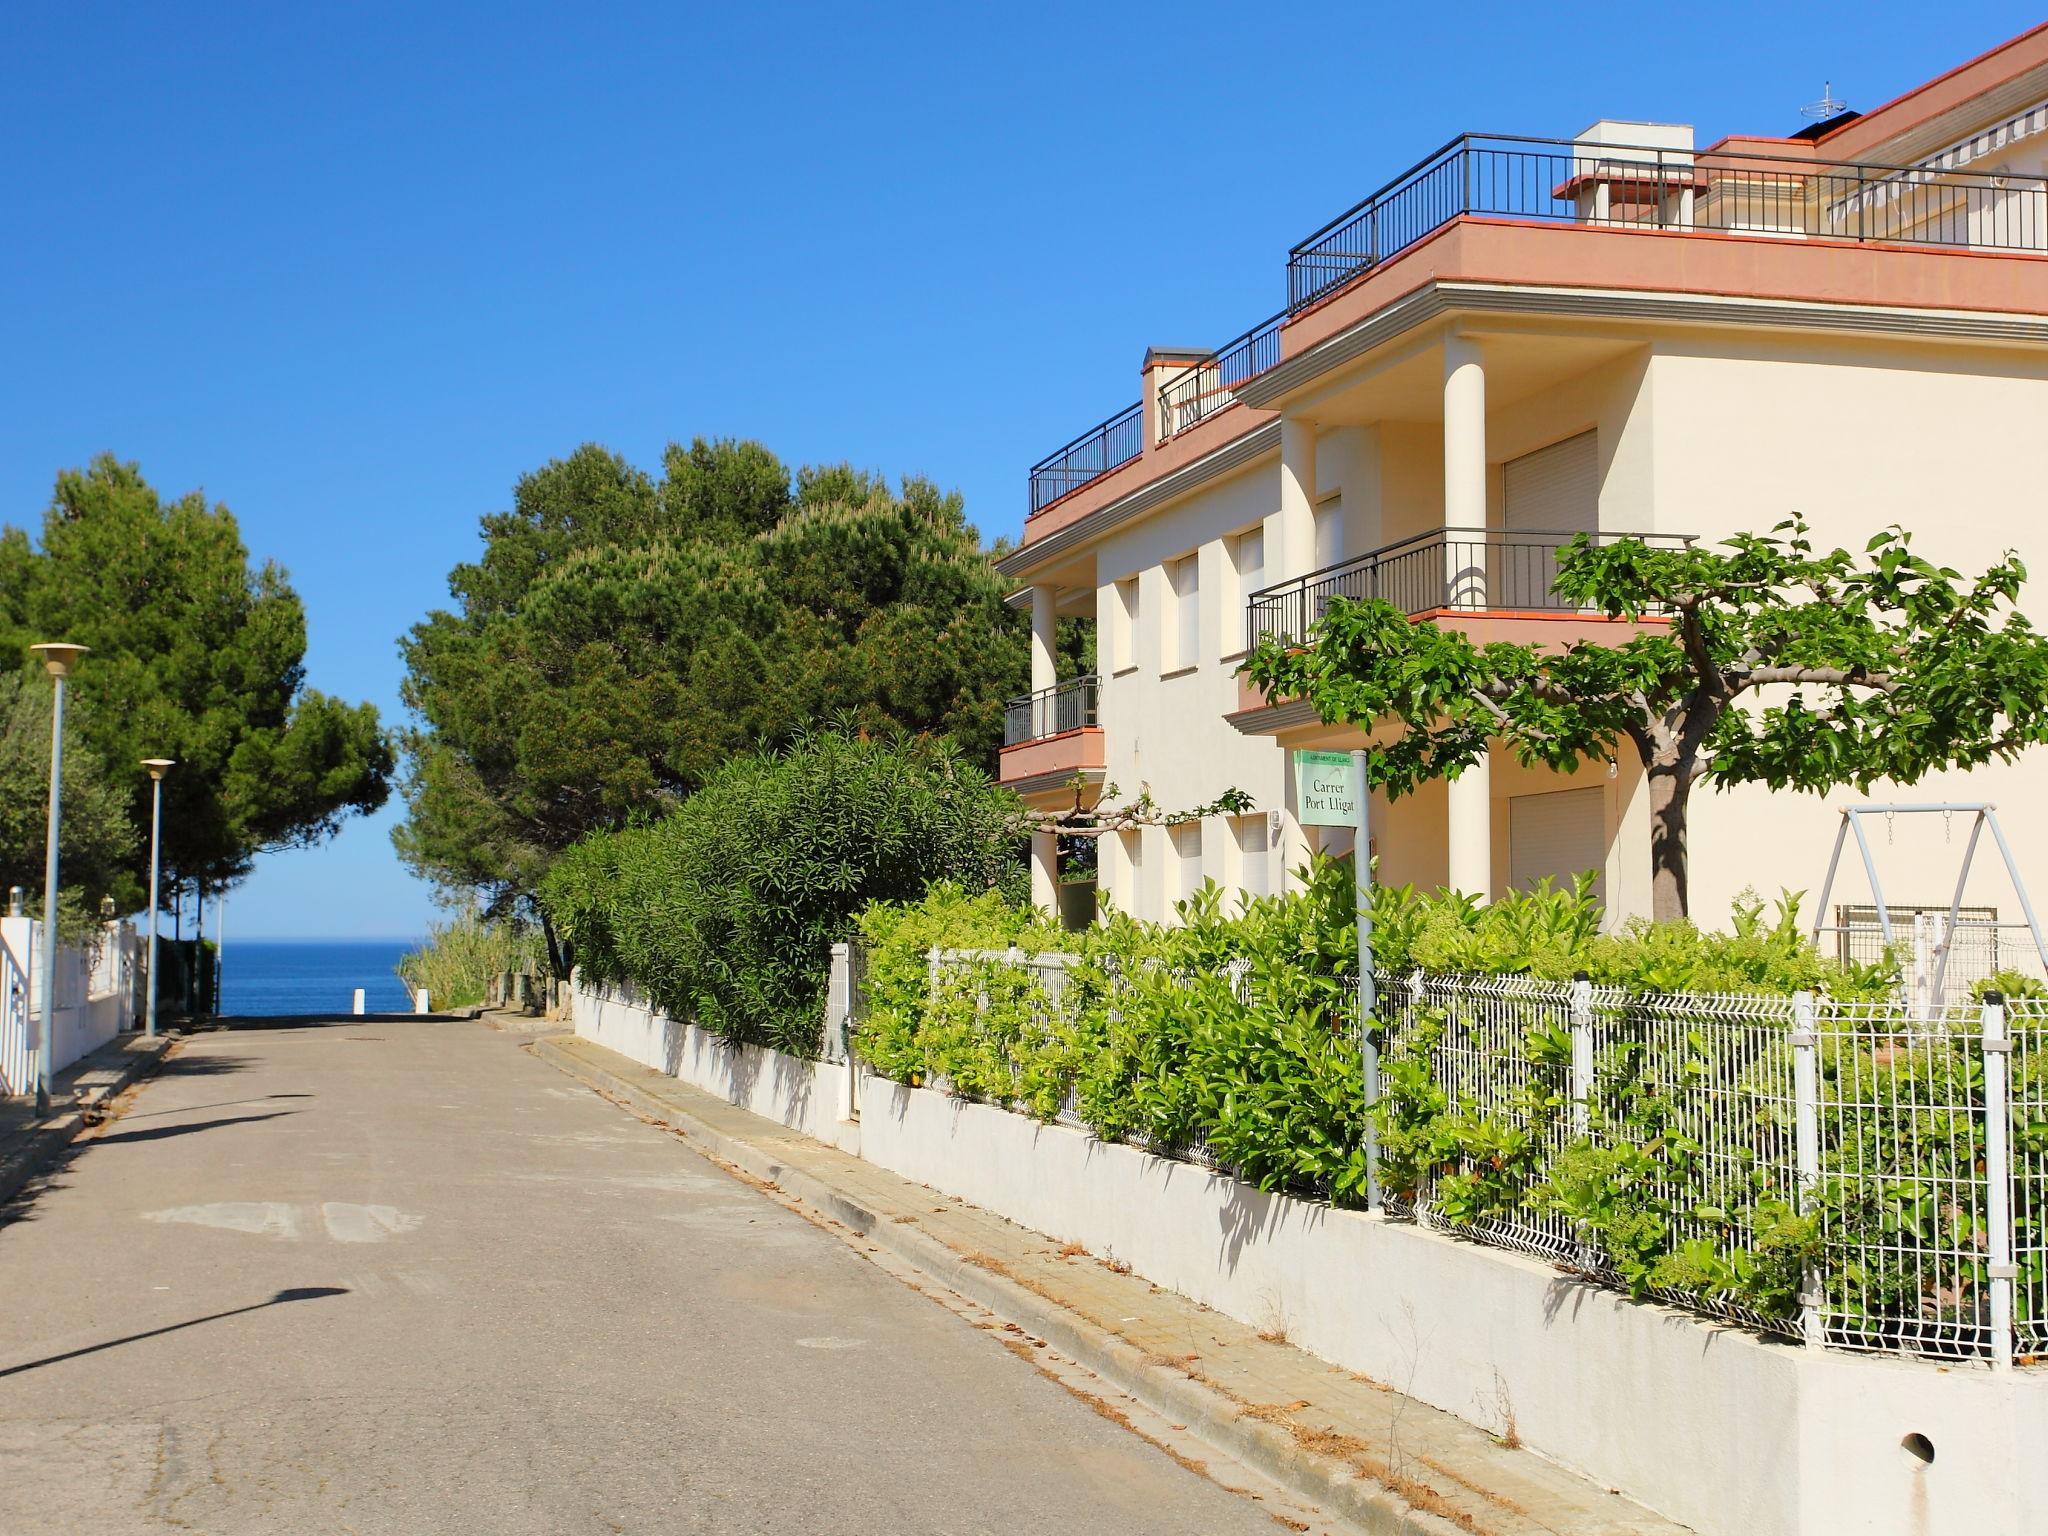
[1800,81,1850,123]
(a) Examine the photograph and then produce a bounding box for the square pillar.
[1443,334,1488,609]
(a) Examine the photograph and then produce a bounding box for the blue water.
[221,939,419,1017]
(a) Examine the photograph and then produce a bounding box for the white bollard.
[352,988,365,1016]
[415,987,429,1015]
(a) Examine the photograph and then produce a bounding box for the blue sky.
[1,2,2037,938]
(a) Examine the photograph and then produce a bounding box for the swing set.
[1811,803,2048,1008]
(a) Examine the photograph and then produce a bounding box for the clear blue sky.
[1,3,2036,939]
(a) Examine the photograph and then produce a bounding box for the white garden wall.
[573,979,858,1154]
[0,917,137,1098]
[572,976,2041,1536]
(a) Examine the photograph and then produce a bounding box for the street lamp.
[28,642,89,1118]
[141,759,176,1040]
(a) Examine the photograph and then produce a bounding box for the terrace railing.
[1289,132,2048,312]
[1246,526,1696,645]
[1003,674,1100,747]
[1028,405,1143,516]
[1155,311,1287,438]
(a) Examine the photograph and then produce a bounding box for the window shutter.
[1508,788,1607,910]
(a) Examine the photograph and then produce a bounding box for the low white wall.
[573,980,857,1154]
[0,917,133,1097]
[571,977,2038,1536]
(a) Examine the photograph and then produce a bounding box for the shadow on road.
[117,1093,312,1123]
[0,1287,350,1379]
[204,1014,471,1029]
[86,1110,298,1147]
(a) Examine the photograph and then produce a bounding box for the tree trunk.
[539,907,568,984]
[1646,759,1691,924]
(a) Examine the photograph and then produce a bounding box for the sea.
[221,938,420,1017]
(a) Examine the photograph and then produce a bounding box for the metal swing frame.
[1811,802,2048,1005]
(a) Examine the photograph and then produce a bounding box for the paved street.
[0,1021,1283,1535]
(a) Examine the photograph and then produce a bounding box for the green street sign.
[1293,749,1359,828]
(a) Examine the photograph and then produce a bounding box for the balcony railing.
[1289,132,2048,312]
[1029,406,1143,515]
[1155,311,1287,438]
[1246,527,1697,645]
[1004,675,1100,746]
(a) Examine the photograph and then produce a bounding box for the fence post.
[1791,989,1824,1348]
[1568,971,1595,1138]
[1982,991,2015,1370]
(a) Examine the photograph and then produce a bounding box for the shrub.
[397,907,546,1010]
[543,730,1024,1056]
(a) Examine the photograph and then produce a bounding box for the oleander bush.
[543,729,1024,1056]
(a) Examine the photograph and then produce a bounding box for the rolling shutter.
[1509,788,1607,910]
[1502,432,1597,608]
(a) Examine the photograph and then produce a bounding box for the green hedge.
[542,730,1024,1056]
[852,858,1896,1207]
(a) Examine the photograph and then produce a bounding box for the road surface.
[0,1019,1286,1534]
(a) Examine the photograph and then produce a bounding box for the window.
[1234,814,1270,899]
[1169,555,1199,670]
[1174,821,1203,907]
[1119,827,1145,914]
[1233,527,1265,650]
[1503,432,1597,610]
[1112,576,1140,671]
[1508,787,1606,910]
[1313,494,1342,570]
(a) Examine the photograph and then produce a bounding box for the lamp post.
[141,759,175,1039]
[28,642,89,1118]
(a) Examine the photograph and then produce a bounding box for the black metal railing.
[1288,132,2048,312]
[1029,406,1143,515]
[1246,528,1696,645]
[1004,675,1101,746]
[1155,311,1288,437]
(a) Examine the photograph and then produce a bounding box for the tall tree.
[0,455,393,895]
[1245,521,2048,920]
[397,438,1028,951]
[0,672,137,914]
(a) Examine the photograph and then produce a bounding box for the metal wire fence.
[866,941,2048,1365]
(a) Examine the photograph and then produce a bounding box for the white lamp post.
[141,759,176,1039]
[28,642,89,1118]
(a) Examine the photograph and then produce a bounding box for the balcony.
[999,675,1105,792]
[1024,129,2048,522]
[1029,408,1143,516]
[1246,527,1697,647]
[1287,132,2048,312]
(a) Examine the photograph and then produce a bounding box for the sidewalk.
[537,1031,1689,1536]
[0,1031,176,1206]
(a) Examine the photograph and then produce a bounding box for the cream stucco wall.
[1644,336,2048,933]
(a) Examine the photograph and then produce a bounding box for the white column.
[1279,418,1317,579]
[1029,585,1057,694]
[1446,758,1492,901]
[1030,829,1058,913]
[1443,333,1487,609]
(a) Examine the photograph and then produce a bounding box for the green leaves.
[541,730,1027,1057]
[0,454,393,894]
[1244,519,2048,920]
[398,439,1029,913]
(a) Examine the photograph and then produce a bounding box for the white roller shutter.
[1509,788,1607,910]
[1503,432,1598,534]
[1502,432,1597,608]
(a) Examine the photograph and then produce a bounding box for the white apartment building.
[998,24,2048,951]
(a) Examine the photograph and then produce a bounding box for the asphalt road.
[0,1020,1284,1535]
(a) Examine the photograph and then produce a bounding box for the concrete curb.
[0,1032,177,1208]
[535,1036,1470,1536]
